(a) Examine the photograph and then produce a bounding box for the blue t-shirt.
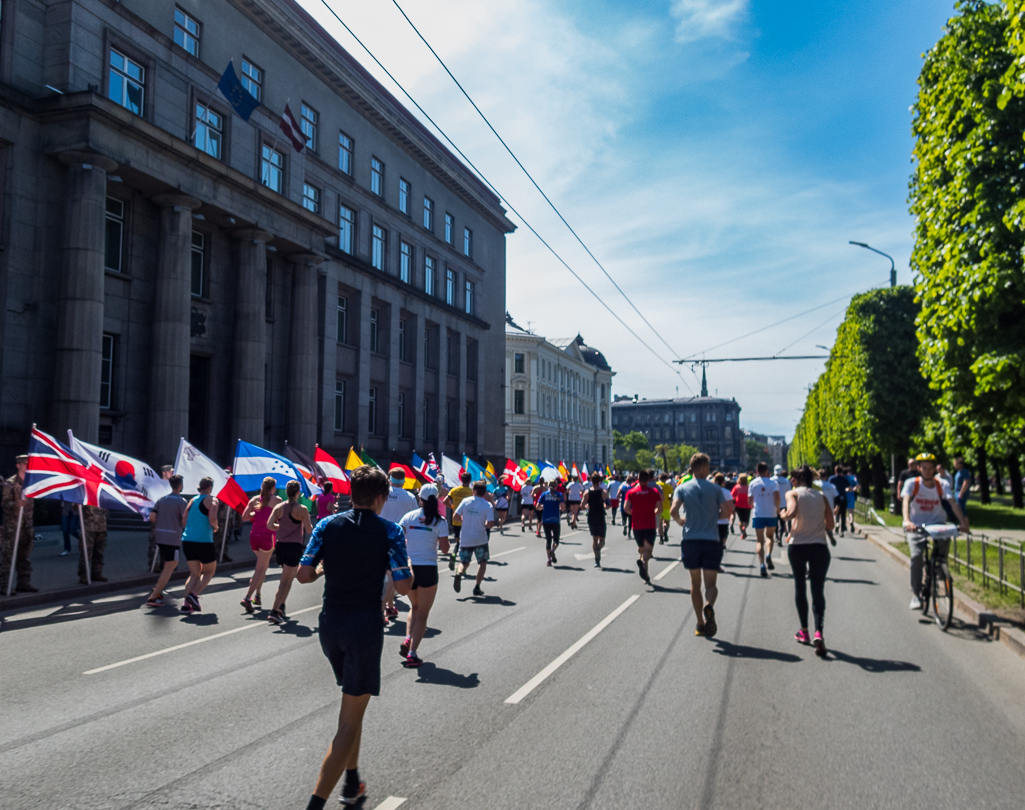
[674,478,726,542]
[537,491,564,524]
[954,469,973,499]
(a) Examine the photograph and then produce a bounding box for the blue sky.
[296,0,957,438]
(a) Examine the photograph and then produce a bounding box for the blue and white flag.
[233,440,311,495]
[412,452,435,482]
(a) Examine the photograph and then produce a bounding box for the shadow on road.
[836,556,876,563]
[711,640,801,662]
[180,612,219,626]
[649,584,689,594]
[456,595,516,606]
[826,649,921,672]
[553,565,585,571]
[411,662,480,688]
[599,567,634,574]
[272,619,317,637]
[826,577,879,586]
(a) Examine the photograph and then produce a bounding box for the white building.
[505,315,615,468]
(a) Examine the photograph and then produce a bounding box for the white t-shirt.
[399,509,449,566]
[453,496,494,547]
[608,481,624,500]
[567,482,583,501]
[771,475,791,507]
[379,486,418,524]
[817,479,838,503]
[520,484,534,504]
[901,477,953,526]
[749,477,779,518]
[718,487,734,525]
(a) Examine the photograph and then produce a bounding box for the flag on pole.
[485,460,498,483]
[283,442,325,497]
[173,438,248,511]
[362,450,382,470]
[232,440,311,495]
[279,103,305,152]
[388,462,419,490]
[581,463,589,478]
[427,453,441,479]
[557,461,570,481]
[68,431,170,517]
[24,427,136,511]
[344,447,364,471]
[440,454,463,486]
[571,463,580,479]
[462,455,486,483]
[519,459,540,483]
[315,446,350,494]
[502,459,527,491]
[412,452,436,482]
[217,61,259,121]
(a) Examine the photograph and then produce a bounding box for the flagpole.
[150,538,160,574]
[78,504,92,586]
[218,512,230,563]
[4,506,23,597]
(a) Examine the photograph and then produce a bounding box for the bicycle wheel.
[932,559,954,630]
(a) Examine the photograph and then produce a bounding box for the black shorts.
[182,541,217,564]
[521,504,534,512]
[411,564,439,589]
[682,540,724,571]
[275,542,303,568]
[735,507,751,523]
[157,544,180,564]
[634,528,657,548]
[588,520,607,539]
[452,524,462,540]
[717,524,729,542]
[568,500,581,508]
[319,608,384,696]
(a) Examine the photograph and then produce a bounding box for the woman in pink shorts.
[240,477,281,613]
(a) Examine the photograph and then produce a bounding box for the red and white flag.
[315,446,350,495]
[173,438,248,513]
[279,103,305,153]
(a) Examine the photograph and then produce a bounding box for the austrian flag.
[279,103,305,153]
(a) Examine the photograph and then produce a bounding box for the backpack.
[909,476,957,523]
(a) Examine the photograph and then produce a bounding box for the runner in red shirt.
[623,470,663,584]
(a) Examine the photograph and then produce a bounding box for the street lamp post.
[849,240,896,288]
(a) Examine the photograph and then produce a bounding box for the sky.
[295,0,958,439]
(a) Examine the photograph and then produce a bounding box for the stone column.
[457,331,468,449]
[287,253,324,452]
[355,288,371,450]
[149,194,200,463]
[386,296,400,449]
[53,152,118,444]
[436,323,448,450]
[476,332,486,456]
[413,311,425,447]
[231,229,273,444]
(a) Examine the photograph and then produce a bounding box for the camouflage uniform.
[79,505,108,582]
[1,473,35,591]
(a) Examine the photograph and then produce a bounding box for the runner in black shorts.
[398,484,449,667]
[585,472,608,568]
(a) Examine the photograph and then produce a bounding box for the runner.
[534,481,546,539]
[623,470,663,584]
[657,472,675,544]
[444,472,473,571]
[519,479,535,533]
[240,477,281,613]
[845,469,859,532]
[780,464,837,657]
[816,469,839,545]
[266,480,313,625]
[712,473,734,550]
[380,470,419,623]
[731,474,752,539]
[670,453,730,637]
[621,474,635,539]
[585,471,609,568]
[828,465,851,537]
[179,477,219,614]
[145,474,187,607]
[296,465,411,810]
[536,479,565,566]
[316,481,338,521]
[452,481,495,596]
[771,465,792,538]
[749,462,779,577]
[493,482,511,531]
[607,474,623,526]
[397,484,449,667]
[566,474,583,529]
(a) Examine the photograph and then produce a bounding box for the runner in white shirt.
[452,482,496,597]
[749,462,780,577]
[607,476,624,526]
[814,469,839,546]
[379,470,419,622]
[397,485,449,667]
[771,465,792,537]
[566,476,583,529]
[519,481,535,533]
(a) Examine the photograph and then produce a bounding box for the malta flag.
[279,103,305,152]
[173,438,248,513]
[315,446,350,495]
[69,431,171,517]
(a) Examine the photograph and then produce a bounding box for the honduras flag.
[233,440,311,495]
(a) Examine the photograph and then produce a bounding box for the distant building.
[505,315,614,468]
[611,396,743,471]
[744,430,789,470]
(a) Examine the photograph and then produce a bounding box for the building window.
[463,227,473,258]
[338,205,355,254]
[300,103,318,151]
[464,280,475,316]
[399,178,410,214]
[423,196,434,230]
[397,392,407,438]
[338,132,353,175]
[108,49,144,115]
[370,157,384,196]
[241,58,262,101]
[369,307,380,353]
[514,353,524,374]
[193,102,222,159]
[302,183,320,214]
[104,197,125,272]
[400,241,412,283]
[398,319,407,361]
[173,7,200,56]
[514,389,525,415]
[467,340,478,381]
[514,435,526,460]
[424,256,436,295]
[100,334,115,409]
[371,225,386,270]
[707,411,717,422]
[334,380,346,431]
[260,144,283,192]
[601,409,607,429]
[337,296,348,344]
[445,268,456,306]
[726,412,733,422]
[190,231,205,297]
[445,213,454,244]
[368,387,378,435]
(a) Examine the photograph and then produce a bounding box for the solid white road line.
[83,605,321,675]
[372,798,407,810]
[504,594,640,705]
[490,546,526,558]
[653,560,680,581]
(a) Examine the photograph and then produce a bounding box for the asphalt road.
[3,520,1025,810]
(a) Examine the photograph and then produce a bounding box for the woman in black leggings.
[780,465,836,657]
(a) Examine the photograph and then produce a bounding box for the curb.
[859,526,1025,663]
[0,558,257,613]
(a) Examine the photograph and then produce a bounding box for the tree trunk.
[872,453,887,510]
[1008,453,1024,510]
[993,459,1005,496]
[858,457,872,499]
[977,445,991,505]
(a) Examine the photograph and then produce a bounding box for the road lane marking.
[491,546,526,558]
[574,553,594,560]
[504,594,640,705]
[83,605,321,675]
[372,799,407,810]
[653,560,680,581]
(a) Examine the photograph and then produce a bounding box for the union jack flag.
[24,427,137,512]
[427,453,441,479]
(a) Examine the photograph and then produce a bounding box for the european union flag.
[217,61,259,121]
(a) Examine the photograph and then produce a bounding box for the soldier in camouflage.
[79,505,108,584]
[2,455,38,593]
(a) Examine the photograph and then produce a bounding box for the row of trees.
[612,430,698,473]
[792,0,1025,510]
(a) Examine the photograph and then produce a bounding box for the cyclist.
[901,452,968,610]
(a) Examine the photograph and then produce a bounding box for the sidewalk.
[0,523,258,613]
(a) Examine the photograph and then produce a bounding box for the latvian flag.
[279,104,305,153]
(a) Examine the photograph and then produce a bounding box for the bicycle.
[916,524,958,631]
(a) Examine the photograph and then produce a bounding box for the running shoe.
[813,631,827,658]
[267,609,284,625]
[188,595,202,613]
[766,556,775,571]
[637,559,650,584]
[760,564,768,578]
[400,638,410,658]
[448,554,456,571]
[403,652,424,668]
[385,605,399,620]
[179,602,193,614]
[794,629,810,644]
[146,595,165,607]
[186,592,200,608]
[695,624,707,636]
[240,597,254,614]
[453,574,461,593]
[909,596,922,610]
[594,561,601,568]
[521,525,525,533]
[702,605,718,638]
[546,559,553,567]
[551,550,558,564]
[253,593,262,607]
[472,585,484,596]
[339,781,367,806]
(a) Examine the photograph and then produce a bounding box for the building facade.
[611,396,743,471]
[505,316,614,468]
[744,430,789,470]
[0,0,513,469]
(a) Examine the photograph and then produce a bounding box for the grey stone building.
[611,396,744,471]
[0,0,513,469]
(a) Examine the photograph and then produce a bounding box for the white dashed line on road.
[653,560,680,581]
[372,798,407,810]
[490,546,526,558]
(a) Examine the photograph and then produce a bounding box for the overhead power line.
[314,0,694,392]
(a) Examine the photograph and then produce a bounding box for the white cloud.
[670,0,750,43]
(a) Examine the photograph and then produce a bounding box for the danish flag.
[24,427,137,512]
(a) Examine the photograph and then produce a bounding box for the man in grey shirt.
[145,475,188,608]
[670,453,730,638]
